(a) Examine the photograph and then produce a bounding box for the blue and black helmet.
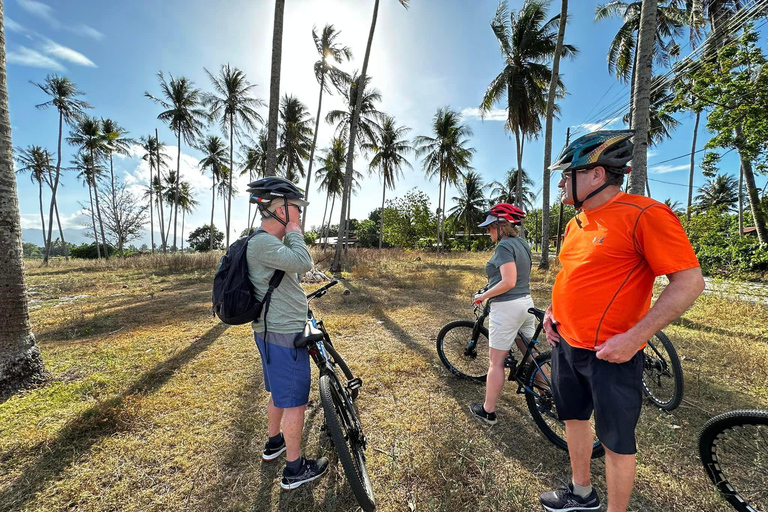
[549,130,634,173]
[247,177,308,227]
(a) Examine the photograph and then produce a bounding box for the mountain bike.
[294,280,374,511]
[699,409,768,512]
[436,298,604,459]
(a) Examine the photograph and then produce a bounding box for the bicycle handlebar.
[306,279,339,300]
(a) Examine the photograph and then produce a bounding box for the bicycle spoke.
[712,423,768,507]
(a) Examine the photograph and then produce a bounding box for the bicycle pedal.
[346,377,363,391]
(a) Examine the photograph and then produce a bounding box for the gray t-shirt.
[246,230,313,334]
[484,236,532,302]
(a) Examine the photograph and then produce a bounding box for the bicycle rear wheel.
[319,372,375,511]
[699,409,768,512]
[641,331,683,411]
[436,320,489,383]
[523,352,604,459]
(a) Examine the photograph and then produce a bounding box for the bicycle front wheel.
[325,339,358,400]
[436,320,489,383]
[319,373,375,512]
[523,352,604,459]
[641,331,684,411]
[699,409,768,512]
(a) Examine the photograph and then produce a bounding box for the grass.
[2,250,767,511]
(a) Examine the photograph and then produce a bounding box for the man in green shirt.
[246,177,328,490]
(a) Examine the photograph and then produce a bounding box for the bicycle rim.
[699,410,768,512]
[436,320,489,383]
[641,331,683,411]
[524,352,604,459]
[319,373,375,511]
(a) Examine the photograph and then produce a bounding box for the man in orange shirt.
[538,131,704,512]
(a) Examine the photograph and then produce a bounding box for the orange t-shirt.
[552,192,699,350]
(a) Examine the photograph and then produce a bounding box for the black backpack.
[212,230,285,326]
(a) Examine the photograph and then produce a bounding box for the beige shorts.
[488,295,536,351]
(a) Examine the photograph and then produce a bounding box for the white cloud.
[41,39,96,67]
[17,0,60,28]
[460,107,507,122]
[650,164,689,174]
[647,149,659,159]
[7,46,64,70]
[5,17,28,33]
[574,116,624,133]
[73,24,104,40]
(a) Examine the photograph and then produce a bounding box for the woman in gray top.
[469,203,536,426]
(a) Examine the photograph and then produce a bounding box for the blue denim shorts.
[254,332,311,409]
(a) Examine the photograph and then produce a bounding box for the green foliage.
[471,237,494,252]
[70,242,118,259]
[23,243,43,259]
[355,219,380,248]
[187,224,224,252]
[382,189,437,249]
[303,231,317,245]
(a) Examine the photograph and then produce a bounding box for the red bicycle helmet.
[478,203,525,227]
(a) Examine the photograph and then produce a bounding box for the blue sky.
[8,0,763,247]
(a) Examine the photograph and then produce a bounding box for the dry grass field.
[1,249,767,512]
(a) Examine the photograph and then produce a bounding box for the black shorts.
[551,339,644,455]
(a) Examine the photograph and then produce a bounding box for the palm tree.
[664,197,683,213]
[363,116,413,248]
[71,151,106,257]
[315,138,348,248]
[326,73,384,152]
[490,169,538,210]
[481,0,577,214]
[140,135,170,253]
[1,6,47,393]
[332,0,411,272]
[15,146,54,250]
[68,116,110,259]
[204,64,264,247]
[265,0,286,178]
[177,181,199,253]
[197,135,228,250]
[304,24,353,230]
[31,74,91,264]
[695,174,738,212]
[449,170,488,247]
[241,130,268,229]
[277,95,314,183]
[414,107,475,252]
[101,119,135,256]
[540,0,576,270]
[145,72,209,251]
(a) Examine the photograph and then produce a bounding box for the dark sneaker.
[469,403,497,426]
[280,457,329,490]
[539,483,601,512]
[262,435,286,461]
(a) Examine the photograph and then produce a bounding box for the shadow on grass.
[673,316,768,343]
[0,322,228,512]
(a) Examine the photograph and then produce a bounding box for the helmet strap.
[259,199,290,227]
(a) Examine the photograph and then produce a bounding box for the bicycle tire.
[641,331,684,411]
[699,409,768,512]
[436,320,489,383]
[319,373,375,511]
[325,339,358,400]
[523,352,605,459]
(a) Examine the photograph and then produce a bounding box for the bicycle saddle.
[294,321,324,348]
[528,307,545,322]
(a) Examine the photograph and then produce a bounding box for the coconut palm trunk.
[265,0,285,177]
[378,183,387,249]
[628,0,658,195]
[441,176,448,248]
[540,0,568,270]
[173,131,181,251]
[227,117,234,247]
[320,191,330,246]
[37,181,46,248]
[43,111,64,264]
[303,75,325,232]
[148,160,155,253]
[86,182,101,259]
[0,0,47,392]
[210,179,216,250]
[686,111,700,220]
[738,162,743,236]
[108,153,125,256]
[333,0,380,271]
[90,148,109,259]
[52,201,68,260]
[325,194,336,251]
[734,127,767,243]
[181,210,186,252]
[155,128,167,253]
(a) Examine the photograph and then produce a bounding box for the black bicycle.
[699,409,768,512]
[294,280,374,511]
[641,330,684,411]
[436,298,605,459]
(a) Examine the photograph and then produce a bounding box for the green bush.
[303,231,317,245]
[70,242,118,259]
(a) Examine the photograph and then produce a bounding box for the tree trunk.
[628,0,657,195]
[303,74,325,231]
[628,44,639,129]
[436,171,443,252]
[247,170,254,231]
[148,159,155,254]
[325,193,336,251]
[539,0,568,270]
[210,178,216,250]
[265,0,285,177]
[514,127,526,238]
[227,116,234,247]
[87,183,100,259]
[332,0,379,271]
[53,199,67,260]
[738,161,743,236]
[155,129,167,254]
[90,148,109,259]
[43,111,64,264]
[344,191,351,256]
[173,131,181,251]
[687,111,700,221]
[0,2,47,393]
[735,126,767,243]
[645,174,651,197]
[38,181,46,249]
[181,210,185,253]
[320,190,329,247]
[110,152,122,256]
[441,176,448,249]
[379,184,386,249]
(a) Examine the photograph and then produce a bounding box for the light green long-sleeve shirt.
[246,230,313,334]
